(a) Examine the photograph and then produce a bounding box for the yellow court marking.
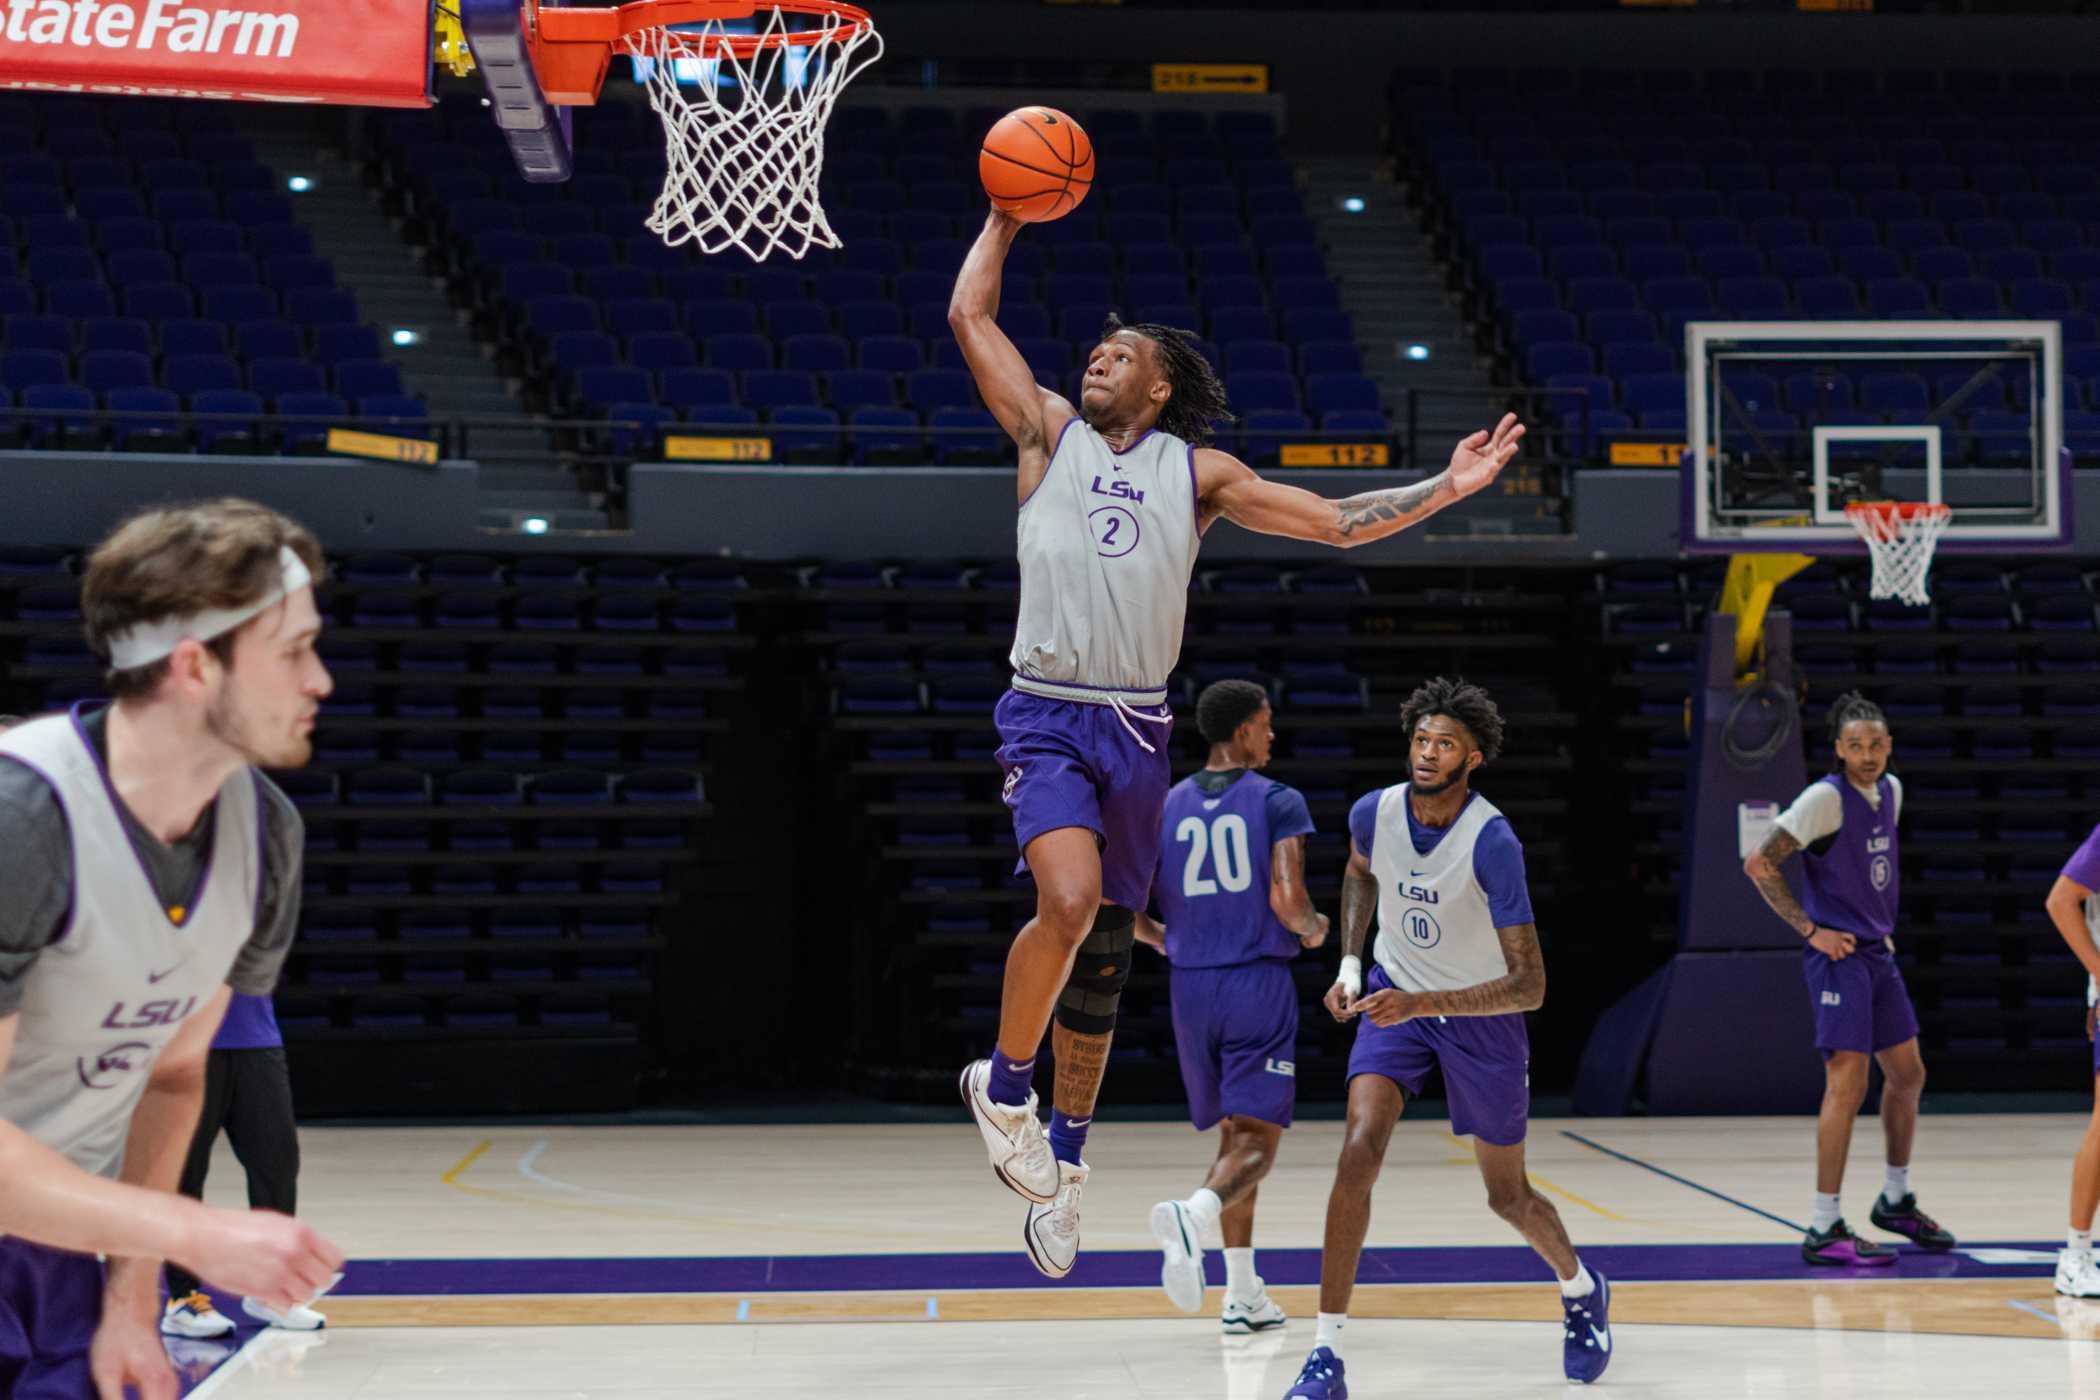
[441,1139,492,1185]
[313,1279,2094,1340]
[1440,1131,1631,1222]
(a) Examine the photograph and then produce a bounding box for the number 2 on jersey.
[1178,813,1253,896]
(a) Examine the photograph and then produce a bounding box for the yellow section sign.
[1279,442,1390,468]
[664,435,774,463]
[1151,64,1268,94]
[325,428,439,466]
[1608,441,1687,467]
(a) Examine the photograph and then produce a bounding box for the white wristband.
[1338,955,1362,999]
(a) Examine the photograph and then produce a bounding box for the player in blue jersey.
[1744,692,1957,1266]
[2045,821,2100,1297]
[1284,678,1609,1398]
[1120,680,1327,1330]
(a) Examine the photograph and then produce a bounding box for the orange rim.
[535,0,873,56]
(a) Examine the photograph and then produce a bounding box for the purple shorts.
[1170,960,1299,1130]
[1346,963,1531,1146]
[1802,937,1919,1058]
[0,1236,101,1398]
[995,687,1173,914]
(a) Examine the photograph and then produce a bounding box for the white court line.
[181,1328,276,1399]
[515,1139,716,1217]
[2007,1299,2066,1331]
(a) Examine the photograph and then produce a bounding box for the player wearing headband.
[0,500,343,1400]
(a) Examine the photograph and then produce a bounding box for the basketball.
[978,106,1094,223]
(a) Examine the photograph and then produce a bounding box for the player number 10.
[1178,813,1253,896]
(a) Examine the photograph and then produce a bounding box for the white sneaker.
[2058,1247,2100,1298]
[959,1059,1059,1204]
[1149,1199,1207,1313]
[1220,1285,1287,1333]
[161,1291,235,1339]
[1023,1159,1089,1279]
[243,1296,327,1330]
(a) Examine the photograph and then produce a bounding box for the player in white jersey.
[950,205,1528,1271]
[1284,679,1610,1398]
[0,500,343,1399]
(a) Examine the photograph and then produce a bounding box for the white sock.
[1224,1246,1257,1300]
[1882,1165,1910,1206]
[1185,1188,1223,1234]
[1558,1259,1596,1299]
[2071,1228,2092,1255]
[1811,1192,1842,1232]
[1314,1311,1346,1353]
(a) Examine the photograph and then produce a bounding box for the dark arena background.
[7,2,2100,1395]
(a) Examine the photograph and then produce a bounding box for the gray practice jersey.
[0,712,274,1178]
[1009,419,1203,694]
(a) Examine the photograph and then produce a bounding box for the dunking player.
[0,500,343,1399]
[2041,820,2100,1297]
[1120,680,1324,1327]
[949,205,1526,1257]
[1284,678,1609,1399]
[1743,692,1957,1265]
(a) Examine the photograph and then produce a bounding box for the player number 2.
[1177,814,1253,897]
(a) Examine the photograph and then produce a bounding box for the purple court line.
[297,1242,2068,1298]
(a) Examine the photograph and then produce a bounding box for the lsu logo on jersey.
[1821,991,1842,1006]
[1264,1057,1296,1078]
[76,1040,152,1091]
[100,996,198,1031]
[1089,475,1146,504]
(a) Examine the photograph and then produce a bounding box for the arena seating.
[1390,69,2100,463]
[367,98,1378,465]
[0,94,424,453]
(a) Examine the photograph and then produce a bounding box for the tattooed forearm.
[1269,837,1323,938]
[1403,922,1546,1017]
[1051,1022,1112,1118]
[1745,828,1814,935]
[1334,474,1454,540]
[1339,864,1377,960]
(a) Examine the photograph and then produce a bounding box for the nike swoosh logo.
[147,962,188,984]
[1590,1325,1610,1353]
[1408,870,1428,877]
[1064,1118,1091,1130]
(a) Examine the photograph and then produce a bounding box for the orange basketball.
[979,107,1094,223]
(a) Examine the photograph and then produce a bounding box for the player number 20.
[1177,814,1253,896]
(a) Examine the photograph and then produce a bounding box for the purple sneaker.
[1283,1346,1347,1399]
[1869,1193,1956,1251]
[1802,1218,1897,1267]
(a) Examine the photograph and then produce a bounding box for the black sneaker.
[1802,1218,1897,1267]
[1869,1192,1956,1250]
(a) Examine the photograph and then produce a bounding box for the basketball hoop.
[526,0,881,260]
[1844,501,1953,607]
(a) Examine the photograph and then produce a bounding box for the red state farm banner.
[0,0,432,107]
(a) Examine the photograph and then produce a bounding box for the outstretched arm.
[948,210,1075,500]
[1196,414,1525,547]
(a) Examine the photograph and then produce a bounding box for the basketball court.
[158,1114,2100,1397]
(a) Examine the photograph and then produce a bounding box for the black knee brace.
[1056,905,1135,1035]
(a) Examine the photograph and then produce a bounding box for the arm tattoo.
[1748,828,1814,936]
[1269,837,1323,939]
[1339,862,1377,960]
[1334,475,1449,539]
[1051,1021,1112,1118]
[1403,923,1546,1017]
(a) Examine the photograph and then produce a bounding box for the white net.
[625,5,881,261]
[1845,502,1953,607]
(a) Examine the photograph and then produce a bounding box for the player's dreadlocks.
[1102,312,1233,446]
[1827,690,1888,744]
[1400,676,1505,763]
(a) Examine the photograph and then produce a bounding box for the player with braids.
[949,202,1527,1271]
[1744,690,1958,1266]
[1097,313,1232,445]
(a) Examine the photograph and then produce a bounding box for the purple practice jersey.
[1799,774,1900,942]
[1153,769,1315,969]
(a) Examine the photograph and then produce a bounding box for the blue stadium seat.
[849,406,922,464]
[628,332,698,374]
[335,360,403,400]
[660,368,736,414]
[79,349,152,395]
[274,391,349,452]
[104,386,184,451]
[744,369,819,411]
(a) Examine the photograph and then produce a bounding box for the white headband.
[104,546,314,671]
